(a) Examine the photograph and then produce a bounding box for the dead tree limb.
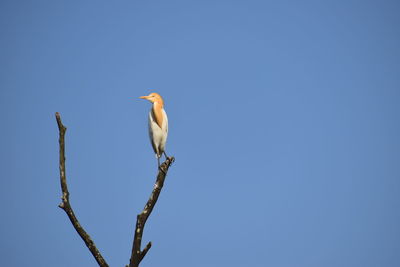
[129,156,175,267]
[55,112,109,267]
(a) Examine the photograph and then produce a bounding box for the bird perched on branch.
[140,92,169,168]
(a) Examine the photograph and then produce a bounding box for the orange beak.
[139,95,149,100]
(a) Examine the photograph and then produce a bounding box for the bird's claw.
[167,156,175,165]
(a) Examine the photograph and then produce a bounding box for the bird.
[139,92,169,168]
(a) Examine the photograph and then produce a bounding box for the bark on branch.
[55,112,109,267]
[129,156,175,267]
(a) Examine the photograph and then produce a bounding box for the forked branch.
[56,112,174,267]
[55,112,109,267]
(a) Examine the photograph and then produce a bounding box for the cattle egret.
[139,93,169,168]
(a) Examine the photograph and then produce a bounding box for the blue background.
[1,1,399,266]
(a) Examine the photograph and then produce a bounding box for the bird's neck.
[152,102,164,128]
[153,101,163,110]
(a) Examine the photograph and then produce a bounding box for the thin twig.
[56,112,109,267]
[129,156,175,267]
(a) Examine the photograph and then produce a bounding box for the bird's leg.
[158,156,166,175]
[163,151,169,160]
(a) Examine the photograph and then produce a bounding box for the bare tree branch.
[55,112,109,267]
[129,156,175,267]
[139,241,152,262]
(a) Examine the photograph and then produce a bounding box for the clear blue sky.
[1,1,399,266]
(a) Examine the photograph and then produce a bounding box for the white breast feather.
[148,109,168,158]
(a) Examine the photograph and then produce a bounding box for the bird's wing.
[162,109,168,134]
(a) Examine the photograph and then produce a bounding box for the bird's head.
[139,93,164,105]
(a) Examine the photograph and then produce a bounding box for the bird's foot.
[164,152,175,164]
[166,156,175,165]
